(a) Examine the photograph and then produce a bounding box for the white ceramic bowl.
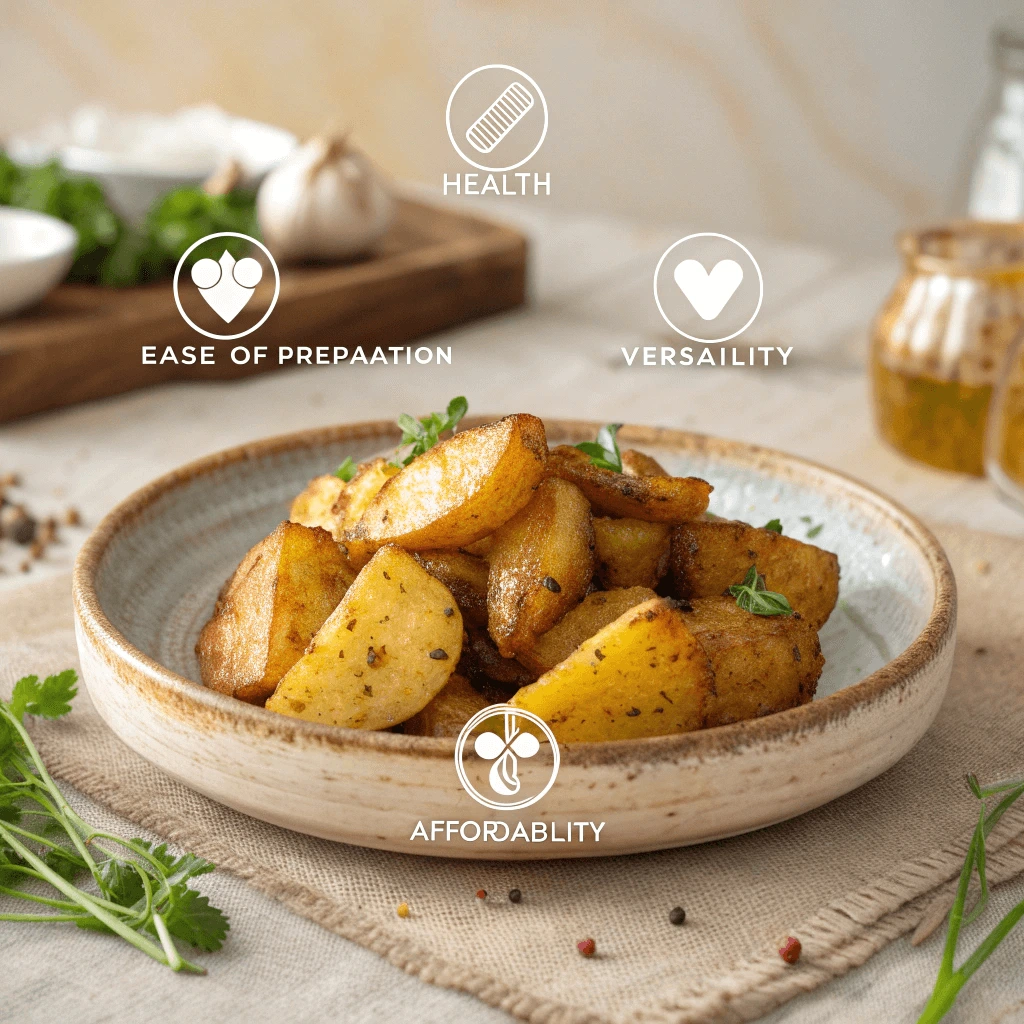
[0,208,77,318]
[72,420,957,859]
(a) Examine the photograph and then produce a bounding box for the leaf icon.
[474,731,506,760]
[510,732,539,758]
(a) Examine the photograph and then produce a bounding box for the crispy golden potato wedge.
[592,517,672,589]
[487,476,595,657]
[516,586,656,674]
[547,445,711,522]
[510,597,713,742]
[620,449,668,477]
[343,414,548,567]
[289,474,347,539]
[265,545,463,728]
[457,628,539,693]
[402,674,492,737]
[461,535,495,560]
[680,596,824,727]
[339,458,399,535]
[670,519,840,629]
[197,521,354,705]
[414,550,489,627]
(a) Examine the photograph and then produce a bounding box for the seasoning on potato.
[201,404,840,744]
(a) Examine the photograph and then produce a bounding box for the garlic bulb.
[257,135,394,263]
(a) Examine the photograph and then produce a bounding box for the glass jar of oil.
[871,223,1024,477]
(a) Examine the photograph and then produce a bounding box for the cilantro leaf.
[158,885,230,951]
[333,456,357,482]
[728,566,794,616]
[10,670,78,721]
[763,519,783,534]
[576,424,623,473]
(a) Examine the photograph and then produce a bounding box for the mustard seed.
[476,889,487,900]
[396,902,410,919]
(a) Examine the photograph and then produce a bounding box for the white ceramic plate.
[72,420,956,859]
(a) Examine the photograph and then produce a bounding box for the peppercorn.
[508,888,522,904]
[0,504,36,545]
[476,889,487,900]
[779,936,801,964]
[428,648,449,660]
[669,906,686,926]
[396,902,410,919]
[577,938,596,958]
[541,576,561,592]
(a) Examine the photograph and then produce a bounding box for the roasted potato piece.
[289,474,347,538]
[592,517,671,589]
[338,458,399,535]
[621,449,668,477]
[461,535,495,560]
[266,545,463,728]
[197,522,354,705]
[547,445,711,522]
[510,597,713,742]
[402,674,491,737]
[487,476,595,657]
[457,628,539,693]
[517,586,656,674]
[414,550,489,627]
[680,596,824,727]
[344,414,548,567]
[670,519,840,629]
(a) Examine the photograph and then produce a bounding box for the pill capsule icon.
[465,82,535,154]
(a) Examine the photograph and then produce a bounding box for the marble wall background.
[0,0,1017,253]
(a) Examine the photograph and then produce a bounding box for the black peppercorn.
[508,888,522,904]
[669,906,686,926]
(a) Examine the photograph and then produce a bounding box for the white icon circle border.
[653,232,764,344]
[454,704,560,811]
[446,64,549,173]
[173,231,281,341]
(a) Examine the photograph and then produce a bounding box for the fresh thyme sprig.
[917,773,1024,1023]
[728,566,793,616]
[391,396,469,468]
[576,423,624,473]
[0,671,228,971]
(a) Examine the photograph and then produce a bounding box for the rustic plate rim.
[72,417,957,766]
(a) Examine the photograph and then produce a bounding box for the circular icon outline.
[446,64,548,173]
[653,233,764,344]
[173,232,280,341]
[455,704,560,811]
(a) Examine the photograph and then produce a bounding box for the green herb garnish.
[763,519,783,534]
[576,424,623,473]
[0,671,228,971]
[799,515,824,539]
[391,397,468,468]
[917,773,1024,1022]
[728,566,793,616]
[333,457,357,482]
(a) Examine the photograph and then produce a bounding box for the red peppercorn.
[577,938,596,958]
[779,936,801,964]
[476,889,487,900]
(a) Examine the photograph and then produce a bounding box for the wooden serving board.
[0,199,526,423]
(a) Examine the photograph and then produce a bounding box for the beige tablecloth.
[2,524,1023,1023]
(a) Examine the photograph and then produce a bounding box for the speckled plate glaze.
[72,419,956,859]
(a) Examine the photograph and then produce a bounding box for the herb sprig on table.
[576,423,624,473]
[917,773,1024,1023]
[391,396,469,467]
[0,671,228,971]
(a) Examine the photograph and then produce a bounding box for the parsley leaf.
[9,670,78,721]
[576,423,623,472]
[763,519,783,534]
[391,397,469,467]
[728,566,794,616]
[333,456,357,482]
[158,886,230,952]
[799,515,824,539]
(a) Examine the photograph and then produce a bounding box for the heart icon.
[673,259,743,321]
[191,250,263,323]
